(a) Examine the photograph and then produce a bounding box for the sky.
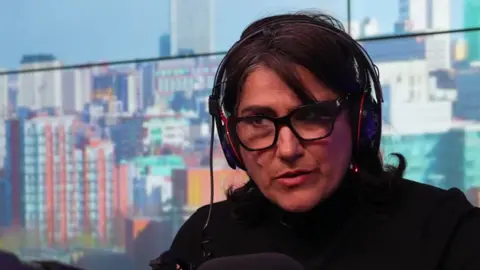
[0,0,467,69]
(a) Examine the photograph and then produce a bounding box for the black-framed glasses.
[231,96,349,151]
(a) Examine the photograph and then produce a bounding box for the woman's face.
[236,65,352,212]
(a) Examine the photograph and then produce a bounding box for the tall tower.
[169,0,215,56]
[464,0,480,62]
[18,54,63,110]
[0,70,7,117]
[397,0,428,31]
[425,0,452,70]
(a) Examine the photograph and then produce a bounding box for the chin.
[276,197,320,213]
[273,184,329,213]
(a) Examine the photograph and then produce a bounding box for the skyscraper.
[18,54,63,110]
[0,71,7,118]
[397,0,428,31]
[425,0,452,70]
[158,34,171,58]
[169,0,215,56]
[464,0,480,62]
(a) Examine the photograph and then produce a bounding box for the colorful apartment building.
[4,115,130,248]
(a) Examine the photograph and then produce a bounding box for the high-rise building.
[158,34,171,58]
[18,54,63,110]
[169,0,215,56]
[21,116,78,245]
[0,178,12,226]
[6,114,131,247]
[137,63,155,110]
[425,0,452,70]
[464,0,480,62]
[0,120,6,172]
[62,68,92,113]
[0,70,8,118]
[398,0,428,31]
[7,75,18,113]
[4,118,24,228]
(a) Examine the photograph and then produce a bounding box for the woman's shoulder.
[360,175,477,241]
[392,178,474,215]
[389,179,480,268]
[360,172,474,224]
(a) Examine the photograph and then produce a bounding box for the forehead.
[237,65,337,116]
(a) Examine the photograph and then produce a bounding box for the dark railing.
[1,26,480,76]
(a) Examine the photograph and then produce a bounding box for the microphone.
[150,250,195,270]
[197,253,305,270]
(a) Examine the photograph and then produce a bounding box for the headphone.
[208,16,383,172]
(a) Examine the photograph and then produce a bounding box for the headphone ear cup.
[350,94,374,155]
[220,133,239,169]
[357,95,381,153]
[217,125,245,170]
[211,99,245,170]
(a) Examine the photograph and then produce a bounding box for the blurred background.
[0,0,479,269]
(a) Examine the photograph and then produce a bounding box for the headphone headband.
[211,18,382,101]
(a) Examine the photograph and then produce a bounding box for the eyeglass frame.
[228,94,351,152]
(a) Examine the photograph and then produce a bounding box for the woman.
[152,11,480,270]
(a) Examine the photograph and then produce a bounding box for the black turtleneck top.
[167,174,480,270]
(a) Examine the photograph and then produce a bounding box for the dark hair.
[221,11,406,220]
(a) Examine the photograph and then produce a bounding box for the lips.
[275,170,312,187]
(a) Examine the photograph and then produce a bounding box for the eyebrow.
[238,105,277,116]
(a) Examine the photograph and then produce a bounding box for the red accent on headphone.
[356,92,367,152]
[220,111,243,166]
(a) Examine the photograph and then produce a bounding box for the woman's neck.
[264,172,360,230]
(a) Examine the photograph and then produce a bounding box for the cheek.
[239,147,274,169]
[306,116,352,171]
[331,117,352,152]
[239,147,277,189]
[329,117,352,167]
[239,148,265,176]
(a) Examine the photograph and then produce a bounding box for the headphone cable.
[199,115,216,260]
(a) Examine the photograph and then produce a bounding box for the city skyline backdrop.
[1,1,480,269]
[0,0,469,69]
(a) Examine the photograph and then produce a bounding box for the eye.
[296,109,325,121]
[293,104,337,125]
[246,117,269,127]
[303,111,320,121]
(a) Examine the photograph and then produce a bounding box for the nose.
[276,126,304,163]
